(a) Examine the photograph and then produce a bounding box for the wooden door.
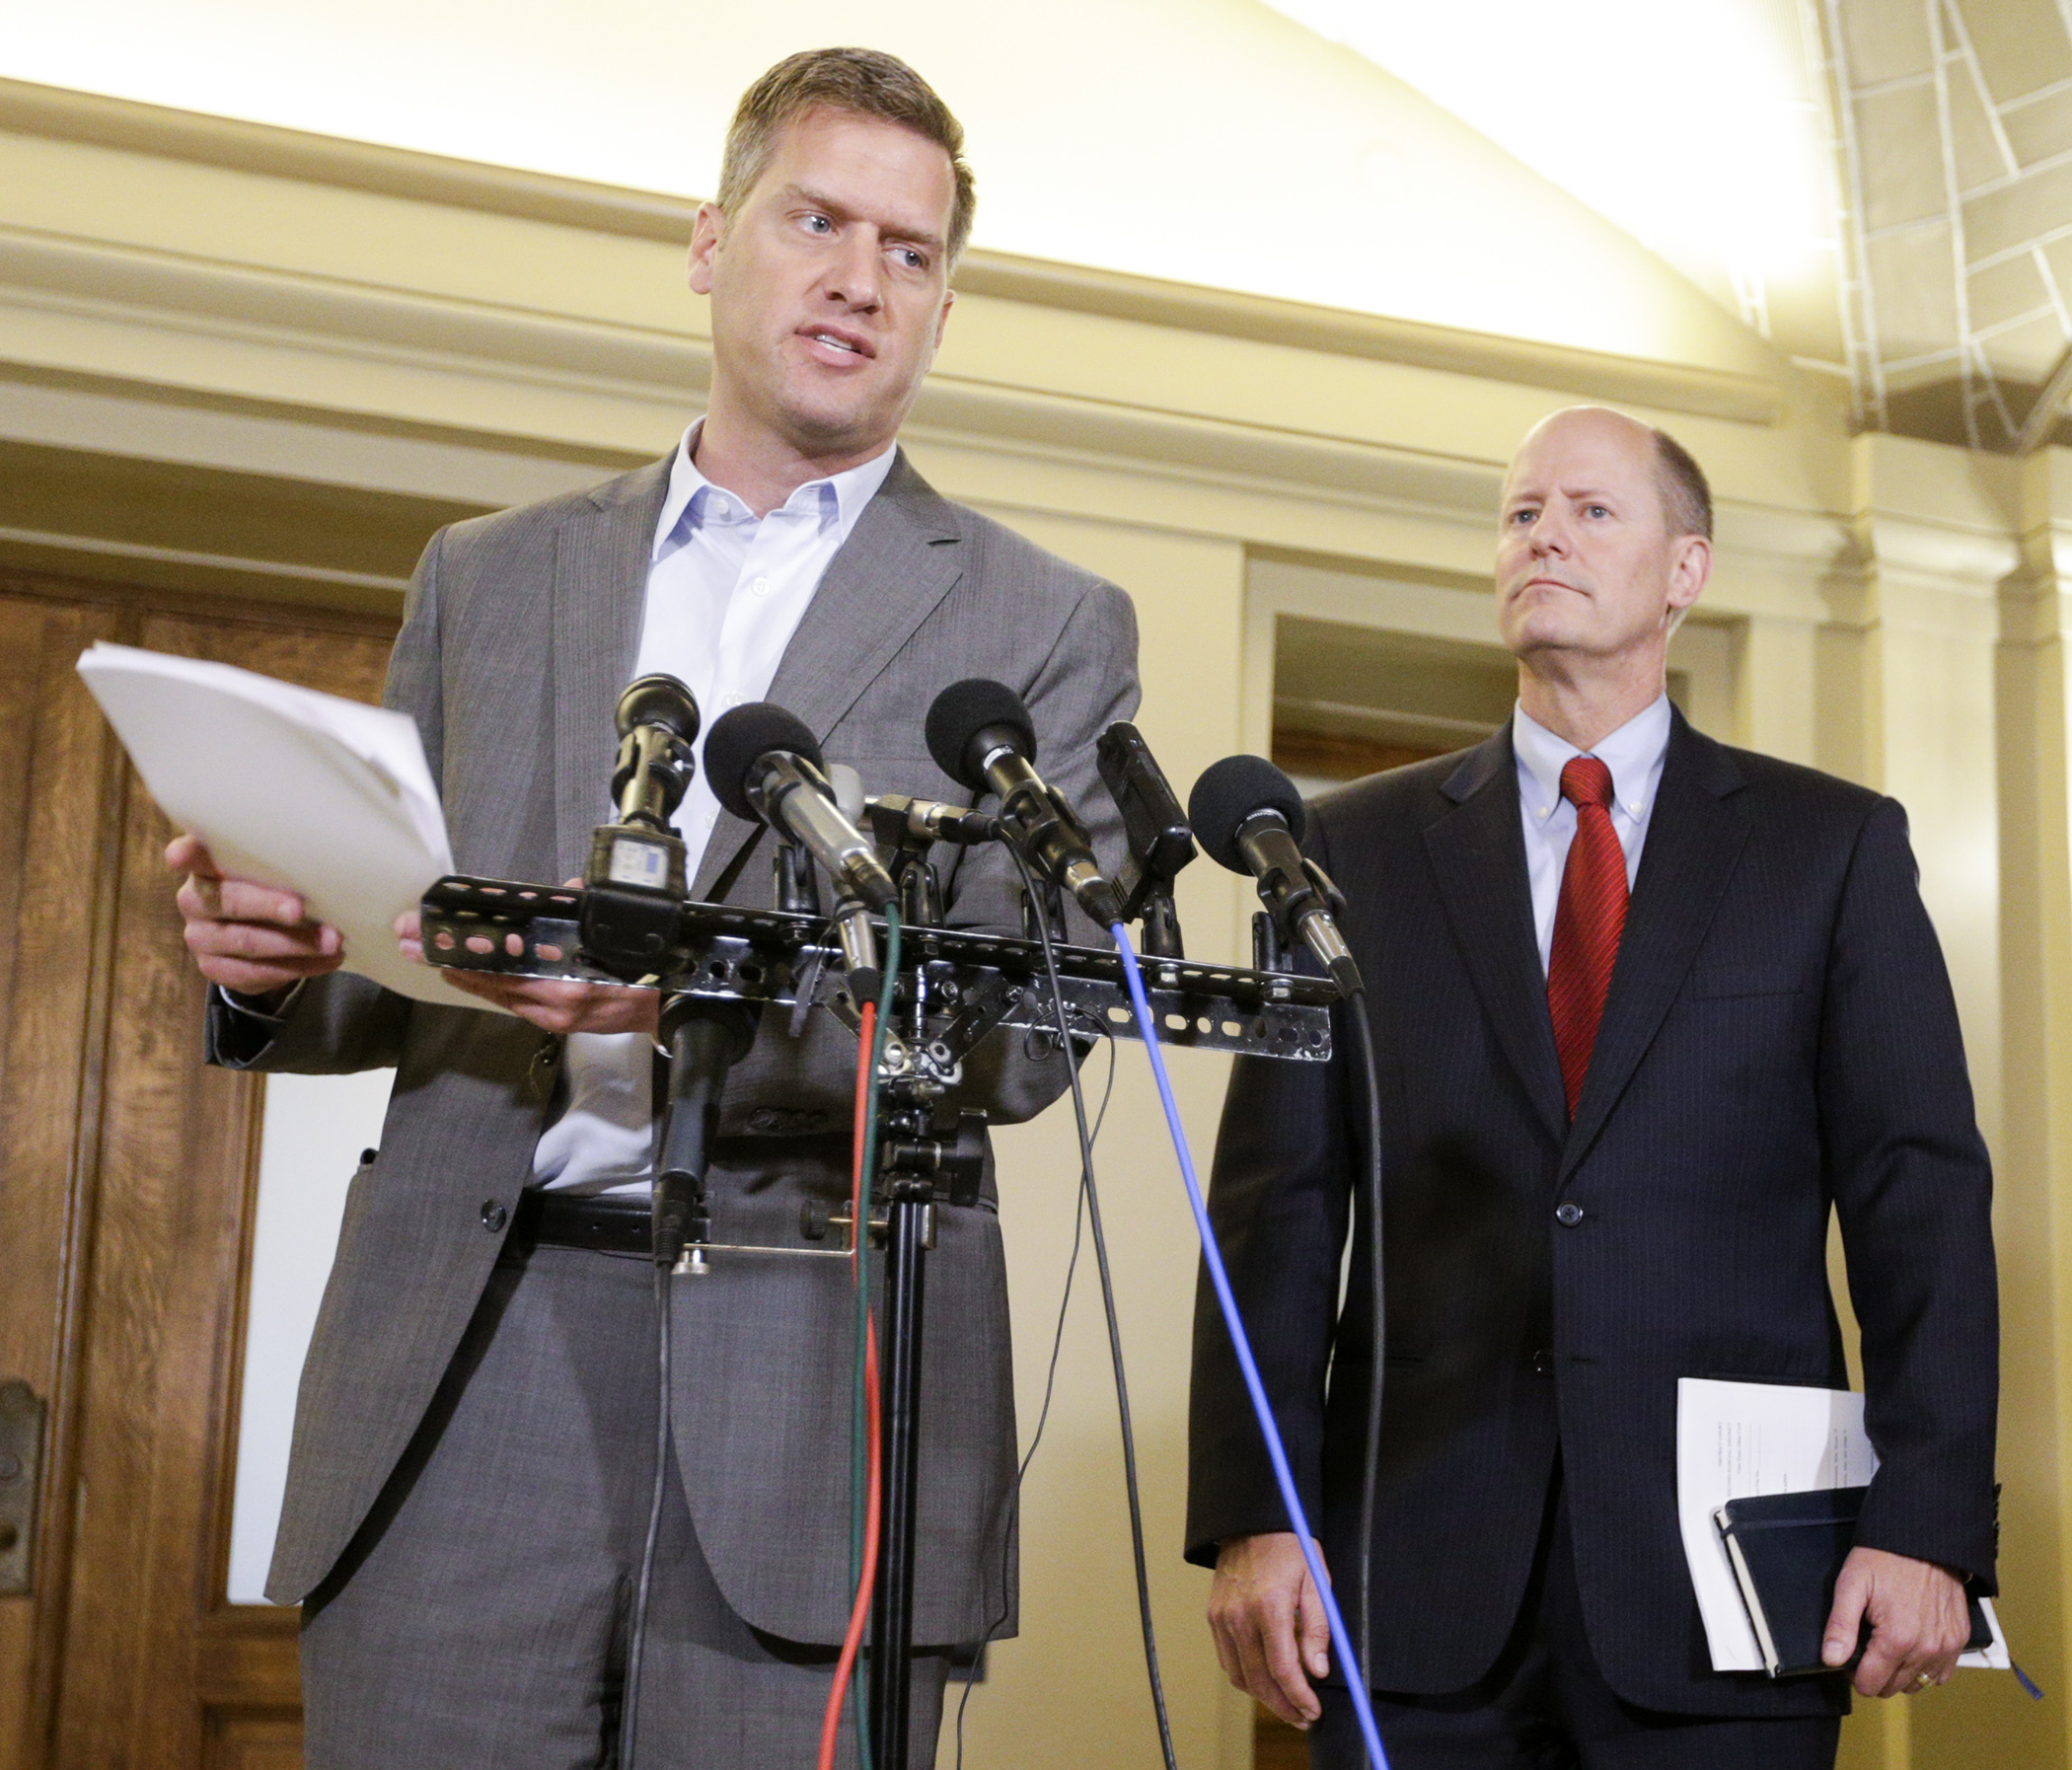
[0,567,395,1770]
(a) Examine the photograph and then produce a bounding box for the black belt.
[510,1188,655,1256]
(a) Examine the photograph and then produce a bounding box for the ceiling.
[1820,0,2072,450]
[1275,0,2072,451]
[4,0,2070,452]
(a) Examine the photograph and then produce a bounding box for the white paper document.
[77,641,476,1008]
[1677,1377,2007,1671]
[1678,1378,1877,1670]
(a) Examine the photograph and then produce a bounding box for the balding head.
[1510,406,1712,542]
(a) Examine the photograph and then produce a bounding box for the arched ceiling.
[1268,0,2072,450]
[1819,0,2072,450]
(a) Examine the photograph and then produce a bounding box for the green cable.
[849,905,902,1770]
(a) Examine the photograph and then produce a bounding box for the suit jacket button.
[1532,1349,1555,1376]
[1555,1202,1585,1226]
[481,1200,508,1232]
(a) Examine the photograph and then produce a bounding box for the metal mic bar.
[418,875,1336,1065]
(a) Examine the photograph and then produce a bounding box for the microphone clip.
[581,821,692,983]
[1301,856,1350,921]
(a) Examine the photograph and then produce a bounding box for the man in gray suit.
[167,47,1139,1769]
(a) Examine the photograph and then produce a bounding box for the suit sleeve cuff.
[206,980,303,1066]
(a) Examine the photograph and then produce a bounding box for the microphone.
[704,702,894,998]
[705,703,897,913]
[925,679,1124,928]
[581,674,700,980]
[1188,755,1365,996]
[612,674,701,835]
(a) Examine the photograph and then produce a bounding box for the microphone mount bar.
[418,873,1336,1064]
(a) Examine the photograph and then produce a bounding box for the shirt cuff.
[212,979,305,1025]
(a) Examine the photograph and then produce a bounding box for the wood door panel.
[0,574,395,1770]
[199,1607,301,1768]
[54,607,393,1767]
[0,592,124,1769]
[55,774,261,1769]
[201,1711,302,1770]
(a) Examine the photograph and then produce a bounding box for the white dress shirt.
[532,424,897,1195]
[1513,695,1672,976]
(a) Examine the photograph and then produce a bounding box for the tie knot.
[1560,755,1615,812]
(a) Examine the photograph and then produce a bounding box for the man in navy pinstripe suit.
[1187,407,1998,1768]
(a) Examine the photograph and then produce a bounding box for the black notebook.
[1715,1487,1991,1678]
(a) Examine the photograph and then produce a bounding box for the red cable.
[819,1004,884,1770]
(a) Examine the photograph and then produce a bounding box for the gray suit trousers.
[299,1238,949,1769]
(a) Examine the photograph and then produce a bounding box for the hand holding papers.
[78,642,474,1009]
[1677,1378,2009,1677]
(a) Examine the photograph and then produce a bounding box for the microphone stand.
[868,1157,928,1768]
[855,854,984,1770]
[419,821,1336,1770]
[652,995,759,1273]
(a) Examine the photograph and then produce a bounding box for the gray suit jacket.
[215,451,1142,1643]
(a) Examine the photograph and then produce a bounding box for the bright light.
[1260,0,1835,301]
[0,0,1796,367]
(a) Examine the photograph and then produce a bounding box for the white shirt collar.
[1512,695,1672,822]
[650,420,899,561]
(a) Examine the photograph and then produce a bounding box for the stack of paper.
[1677,1377,2008,1672]
[77,642,469,1007]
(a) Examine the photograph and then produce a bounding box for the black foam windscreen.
[703,702,823,822]
[616,672,700,743]
[925,679,1038,790]
[1187,754,1308,872]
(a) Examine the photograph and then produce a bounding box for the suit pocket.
[1689,964,1803,1000]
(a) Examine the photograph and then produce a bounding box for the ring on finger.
[1909,1671,1933,1692]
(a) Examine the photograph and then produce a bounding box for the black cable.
[1347,996,1386,1688]
[953,1031,1117,1769]
[1008,847,1179,1770]
[620,1260,672,1770]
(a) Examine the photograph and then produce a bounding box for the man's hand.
[1820,1546,1971,1697]
[168,833,342,1006]
[1208,1532,1332,1729]
[396,902,659,1038]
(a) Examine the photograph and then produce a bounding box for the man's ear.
[1666,533,1712,616]
[933,285,956,350]
[688,202,725,296]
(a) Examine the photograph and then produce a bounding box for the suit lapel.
[1558,712,1749,1181]
[1423,727,1570,1143]
[552,458,673,880]
[693,451,965,900]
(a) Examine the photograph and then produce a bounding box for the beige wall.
[2,83,2066,1770]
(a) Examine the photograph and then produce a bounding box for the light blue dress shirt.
[1512,695,1672,977]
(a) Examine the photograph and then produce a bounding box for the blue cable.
[1111,926,1391,1770]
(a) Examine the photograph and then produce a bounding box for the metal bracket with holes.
[418,875,1336,1062]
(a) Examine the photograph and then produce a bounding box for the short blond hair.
[716,48,976,265]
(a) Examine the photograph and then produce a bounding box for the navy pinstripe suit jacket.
[1186,708,1998,1719]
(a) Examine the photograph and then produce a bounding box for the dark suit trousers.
[298,1237,948,1769]
[1310,1477,1841,1770]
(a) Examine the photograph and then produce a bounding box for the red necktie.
[1547,756,1628,1118]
